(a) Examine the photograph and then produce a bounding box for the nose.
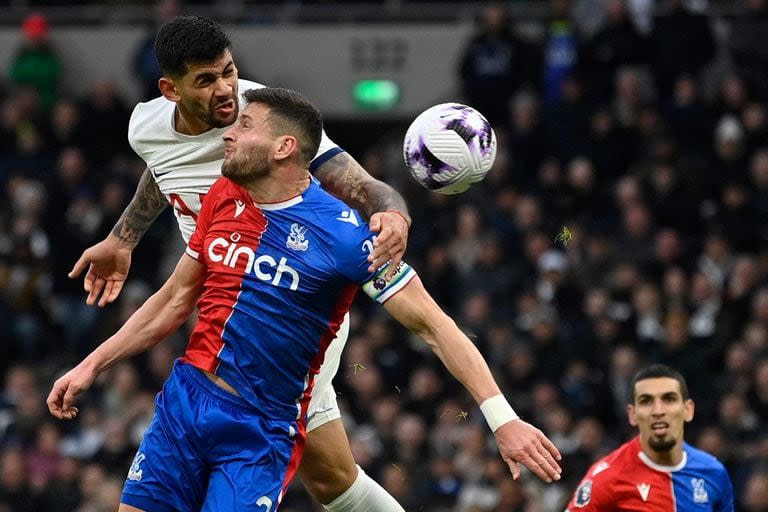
[222,128,234,142]
[214,77,233,98]
[650,399,665,416]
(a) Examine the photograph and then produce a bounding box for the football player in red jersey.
[567,364,733,511]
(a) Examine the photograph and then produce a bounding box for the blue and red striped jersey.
[182,177,414,422]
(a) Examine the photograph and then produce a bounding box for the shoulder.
[685,443,726,468]
[210,177,242,199]
[683,444,734,504]
[684,443,730,477]
[203,178,243,209]
[304,182,372,245]
[239,78,266,87]
[128,97,172,144]
[579,439,642,487]
[238,79,267,93]
[591,441,638,481]
[570,440,639,509]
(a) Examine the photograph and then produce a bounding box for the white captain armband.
[480,394,519,432]
[362,260,416,303]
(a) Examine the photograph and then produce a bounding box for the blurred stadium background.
[1,0,768,510]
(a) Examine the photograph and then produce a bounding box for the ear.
[684,399,694,423]
[158,77,181,102]
[273,135,298,162]
[627,404,638,427]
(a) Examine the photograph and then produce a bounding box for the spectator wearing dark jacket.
[459,2,540,128]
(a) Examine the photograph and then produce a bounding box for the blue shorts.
[121,361,304,512]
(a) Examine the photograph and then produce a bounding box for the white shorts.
[306,312,350,432]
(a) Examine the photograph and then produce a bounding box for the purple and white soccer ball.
[403,103,497,195]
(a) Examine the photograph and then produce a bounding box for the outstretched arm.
[314,151,410,278]
[69,168,168,306]
[48,254,203,420]
[383,276,562,483]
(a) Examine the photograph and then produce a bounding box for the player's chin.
[648,435,676,452]
[211,111,237,128]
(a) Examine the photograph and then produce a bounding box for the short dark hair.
[629,364,689,403]
[242,88,323,166]
[155,16,231,77]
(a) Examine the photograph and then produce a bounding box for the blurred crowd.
[1,0,768,511]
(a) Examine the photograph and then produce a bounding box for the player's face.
[221,103,273,185]
[628,377,694,455]
[173,50,239,131]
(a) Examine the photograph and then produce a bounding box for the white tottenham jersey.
[128,79,342,242]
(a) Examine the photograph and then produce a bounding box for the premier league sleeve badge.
[574,480,592,507]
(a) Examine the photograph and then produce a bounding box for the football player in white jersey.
[70,16,411,512]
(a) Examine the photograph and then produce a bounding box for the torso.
[567,437,733,511]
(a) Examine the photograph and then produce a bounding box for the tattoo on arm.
[313,152,410,221]
[111,168,168,247]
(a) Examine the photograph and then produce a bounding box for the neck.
[244,170,311,204]
[641,439,684,467]
[174,107,210,136]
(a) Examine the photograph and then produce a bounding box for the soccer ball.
[403,103,497,195]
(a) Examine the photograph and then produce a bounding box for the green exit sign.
[353,80,400,111]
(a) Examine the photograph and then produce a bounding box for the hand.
[46,364,98,420]
[69,237,132,307]
[494,419,562,483]
[367,210,410,279]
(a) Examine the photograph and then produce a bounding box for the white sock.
[323,465,405,512]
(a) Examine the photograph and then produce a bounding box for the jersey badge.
[287,223,309,251]
[574,480,592,507]
[637,483,651,502]
[127,452,146,481]
[336,209,359,226]
[691,478,709,504]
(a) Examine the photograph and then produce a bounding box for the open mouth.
[216,101,235,115]
[651,422,670,436]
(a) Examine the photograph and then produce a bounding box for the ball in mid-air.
[403,103,497,194]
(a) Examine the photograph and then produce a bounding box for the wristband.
[480,394,519,432]
[385,209,412,228]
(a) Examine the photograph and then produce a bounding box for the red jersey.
[566,437,733,511]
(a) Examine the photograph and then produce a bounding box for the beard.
[186,94,238,129]
[207,106,238,128]
[648,435,676,452]
[222,149,270,186]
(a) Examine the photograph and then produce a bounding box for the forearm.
[385,279,500,404]
[80,281,193,375]
[417,314,502,405]
[314,152,410,224]
[110,167,168,249]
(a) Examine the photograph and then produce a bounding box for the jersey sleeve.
[566,465,612,511]
[714,465,735,512]
[333,209,415,303]
[186,179,223,261]
[308,129,344,174]
[127,102,149,162]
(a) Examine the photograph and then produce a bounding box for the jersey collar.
[638,448,688,472]
[256,194,304,211]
